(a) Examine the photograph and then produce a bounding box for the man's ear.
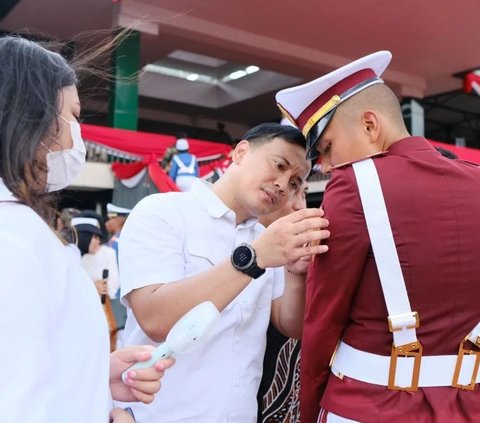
[362,110,380,142]
[232,140,250,164]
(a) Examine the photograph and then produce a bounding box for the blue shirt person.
[168,138,200,191]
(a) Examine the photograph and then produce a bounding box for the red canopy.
[80,123,233,192]
[80,123,232,159]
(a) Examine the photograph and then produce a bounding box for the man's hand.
[285,255,311,276]
[253,208,329,269]
[110,346,175,404]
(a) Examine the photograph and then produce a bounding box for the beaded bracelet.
[286,267,307,277]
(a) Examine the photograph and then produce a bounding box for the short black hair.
[242,123,306,150]
[435,146,458,160]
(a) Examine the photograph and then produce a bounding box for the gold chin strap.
[302,95,341,137]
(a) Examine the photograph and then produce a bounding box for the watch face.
[233,245,254,270]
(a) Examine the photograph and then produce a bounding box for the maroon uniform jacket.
[301,137,480,423]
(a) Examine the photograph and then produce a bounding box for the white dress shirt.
[118,179,285,422]
[0,179,110,423]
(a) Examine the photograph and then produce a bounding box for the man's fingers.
[291,243,329,262]
[292,217,330,235]
[307,243,329,255]
[287,208,324,223]
[298,229,330,246]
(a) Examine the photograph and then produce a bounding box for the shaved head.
[335,83,406,132]
[316,82,410,172]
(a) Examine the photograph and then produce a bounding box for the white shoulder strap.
[352,158,418,348]
[186,156,196,173]
[173,155,196,173]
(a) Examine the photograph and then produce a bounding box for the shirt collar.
[190,179,258,228]
[0,178,18,202]
[191,179,230,219]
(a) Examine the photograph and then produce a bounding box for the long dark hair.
[0,28,135,226]
[0,36,77,222]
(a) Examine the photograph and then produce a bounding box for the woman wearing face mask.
[0,36,174,422]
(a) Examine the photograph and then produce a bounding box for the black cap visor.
[74,224,102,236]
[305,108,336,160]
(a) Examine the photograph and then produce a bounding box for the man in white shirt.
[118,123,330,422]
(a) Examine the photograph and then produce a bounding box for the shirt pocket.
[185,240,217,277]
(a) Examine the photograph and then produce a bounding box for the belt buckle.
[452,339,480,390]
[388,311,420,332]
[388,341,423,391]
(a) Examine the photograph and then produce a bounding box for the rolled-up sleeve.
[119,193,185,306]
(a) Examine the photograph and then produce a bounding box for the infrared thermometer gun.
[122,301,220,382]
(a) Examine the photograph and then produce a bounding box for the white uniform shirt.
[0,180,110,423]
[82,244,120,299]
[119,179,285,422]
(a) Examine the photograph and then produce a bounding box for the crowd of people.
[1,30,479,423]
[50,204,131,352]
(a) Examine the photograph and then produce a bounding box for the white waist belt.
[331,341,480,388]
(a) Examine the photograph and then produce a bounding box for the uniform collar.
[190,179,258,228]
[0,178,18,202]
[387,136,434,156]
[333,137,435,170]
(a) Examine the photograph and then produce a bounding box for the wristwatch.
[231,243,266,279]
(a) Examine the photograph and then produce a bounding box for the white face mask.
[43,116,86,193]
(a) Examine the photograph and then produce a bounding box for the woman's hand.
[94,279,108,295]
[109,407,135,423]
[109,346,175,404]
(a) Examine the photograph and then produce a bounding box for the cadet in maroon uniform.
[276,51,480,423]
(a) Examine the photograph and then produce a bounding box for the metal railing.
[84,140,226,167]
[85,141,142,164]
